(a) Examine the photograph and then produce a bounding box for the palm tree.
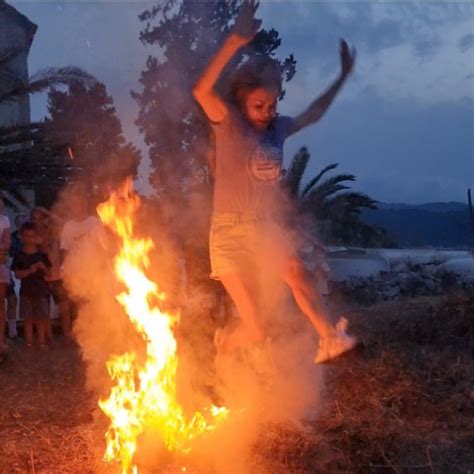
[0,66,96,104]
[284,146,388,246]
[0,45,96,201]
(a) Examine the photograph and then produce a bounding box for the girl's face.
[243,87,279,131]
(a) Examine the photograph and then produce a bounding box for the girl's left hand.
[340,39,356,77]
[233,0,262,45]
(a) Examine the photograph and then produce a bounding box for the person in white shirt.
[59,190,103,324]
[60,215,103,255]
[0,196,12,360]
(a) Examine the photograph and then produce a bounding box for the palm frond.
[304,174,355,203]
[284,146,310,197]
[0,67,97,103]
[301,162,339,197]
[322,191,378,216]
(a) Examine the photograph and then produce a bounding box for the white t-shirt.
[0,214,11,245]
[60,216,103,252]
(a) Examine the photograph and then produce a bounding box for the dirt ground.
[0,292,473,474]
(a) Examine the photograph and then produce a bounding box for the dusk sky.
[11,1,474,203]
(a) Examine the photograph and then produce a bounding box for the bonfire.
[96,181,227,474]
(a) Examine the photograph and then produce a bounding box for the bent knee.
[282,257,310,286]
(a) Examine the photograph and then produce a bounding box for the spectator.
[11,223,51,349]
[10,213,27,258]
[31,207,72,341]
[0,196,11,361]
[59,187,104,324]
[60,198,102,258]
[5,280,18,340]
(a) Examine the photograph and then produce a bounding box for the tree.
[0,45,98,204]
[0,65,96,105]
[133,0,295,204]
[47,82,140,198]
[284,146,390,246]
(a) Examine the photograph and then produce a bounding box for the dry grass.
[254,291,474,473]
[0,341,106,474]
[1,292,472,473]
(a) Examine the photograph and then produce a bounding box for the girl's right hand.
[233,0,261,45]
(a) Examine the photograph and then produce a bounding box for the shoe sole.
[316,341,363,364]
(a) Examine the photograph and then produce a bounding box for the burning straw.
[96,180,228,474]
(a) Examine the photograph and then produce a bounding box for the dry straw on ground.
[1,291,473,473]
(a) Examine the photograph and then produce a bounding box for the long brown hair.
[229,56,283,109]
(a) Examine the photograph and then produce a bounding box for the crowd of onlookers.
[0,190,102,362]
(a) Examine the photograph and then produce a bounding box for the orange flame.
[97,180,227,474]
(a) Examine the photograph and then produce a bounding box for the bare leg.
[58,300,72,338]
[24,319,33,346]
[218,273,265,353]
[36,321,46,347]
[6,293,17,338]
[46,319,54,344]
[0,284,6,352]
[282,258,334,339]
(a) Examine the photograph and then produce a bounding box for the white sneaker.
[315,317,358,364]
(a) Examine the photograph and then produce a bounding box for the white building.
[0,1,37,127]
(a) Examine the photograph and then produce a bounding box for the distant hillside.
[377,202,468,213]
[362,202,473,248]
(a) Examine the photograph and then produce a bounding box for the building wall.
[0,10,32,127]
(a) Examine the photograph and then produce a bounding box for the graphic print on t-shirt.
[248,142,283,182]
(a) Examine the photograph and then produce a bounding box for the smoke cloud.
[54,3,325,472]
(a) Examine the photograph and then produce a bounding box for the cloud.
[11,1,473,203]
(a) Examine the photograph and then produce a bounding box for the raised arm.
[193,0,261,123]
[290,40,356,135]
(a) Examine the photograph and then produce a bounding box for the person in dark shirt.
[11,223,51,348]
[10,214,27,258]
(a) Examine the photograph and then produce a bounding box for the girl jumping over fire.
[193,0,357,363]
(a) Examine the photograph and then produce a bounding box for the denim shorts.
[209,211,295,280]
[19,295,50,321]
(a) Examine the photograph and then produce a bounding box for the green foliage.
[284,146,388,246]
[0,48,99,203]
[0,122,78,206]
[0,66,96,104]
[47,82,141,195]
[284,146,310,198]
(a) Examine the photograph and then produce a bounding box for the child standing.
[31,207,72,341]
[0,195,12,361]
[11,223,51,349]
[193,0,357,363]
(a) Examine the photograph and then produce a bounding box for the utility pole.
[468,188,474,252]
